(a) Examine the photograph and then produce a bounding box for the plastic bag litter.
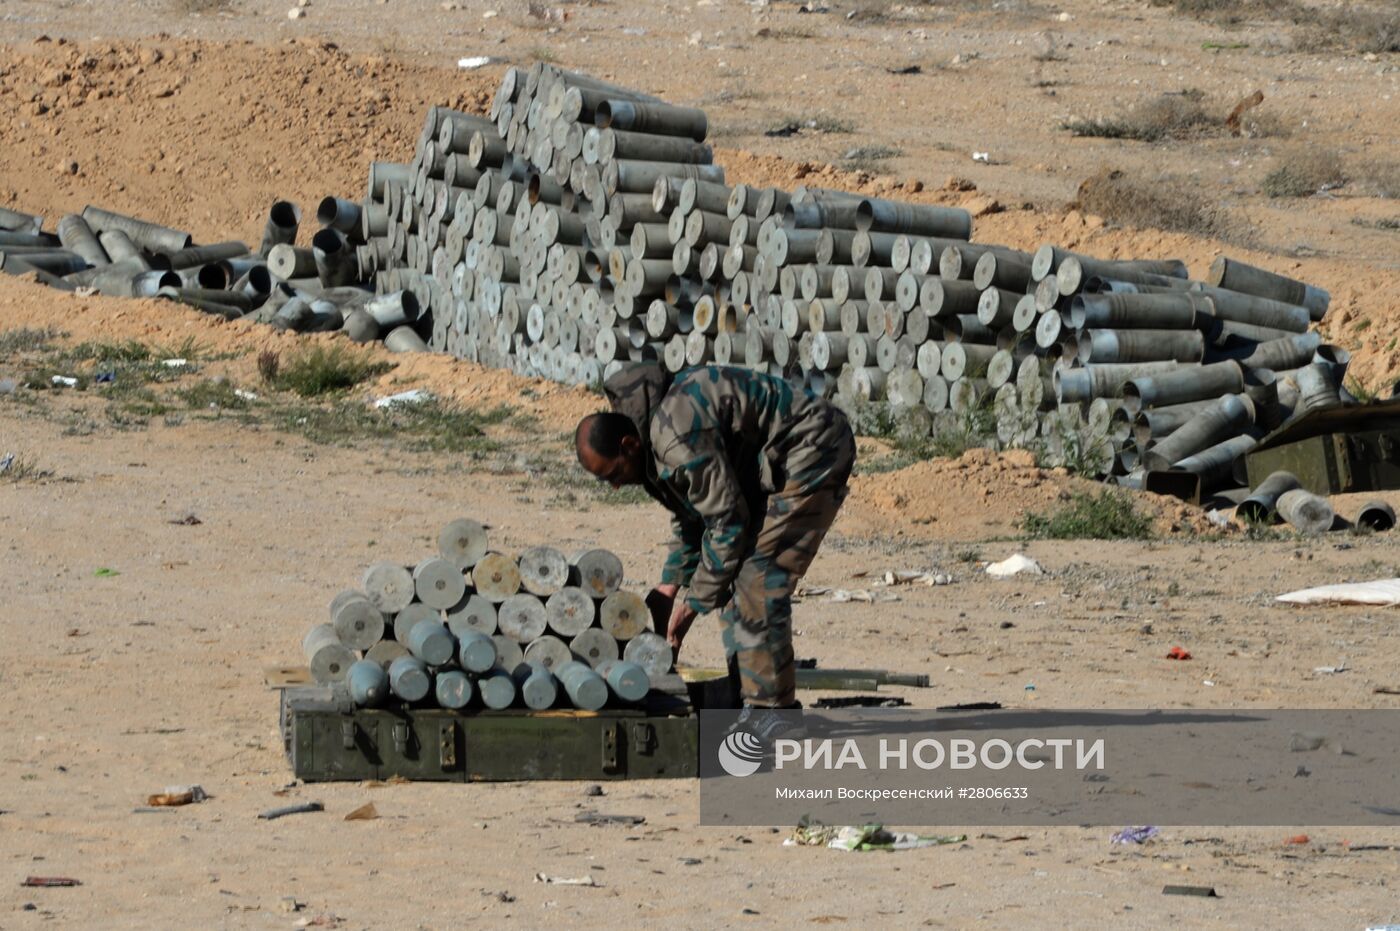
[786,822,966,852]
[985,554,1043,578]
[1111,825,1158,845]
[1276,578,1400,607]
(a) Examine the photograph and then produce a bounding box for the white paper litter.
[373,388,433,409]
[51,375,78,387]
[882,570,953,586]
[161,358,188,368]
[534,873,599,886]
[234,389,259,402]
[798,586,898,603]
[1276,578,1400,607]
[458,56,495,69]
[164,784,209,802]
[985,554,1043,578]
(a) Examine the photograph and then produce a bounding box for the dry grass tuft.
[168,0,234,13]
[841,144,901,174]
[1294,7,1400,54]
[1150,0,1400,54]
[1062,90,1218,142]
[1261,149,1347,198]
[0,453,52,484]
[1353,158,1400,199]
[1075,168,1234,239]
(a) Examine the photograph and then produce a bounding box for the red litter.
[22,877,81,887]
[1165,647,1192,661]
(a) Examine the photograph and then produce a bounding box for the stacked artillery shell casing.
[298,516,668,711]
[1,62,1365,515]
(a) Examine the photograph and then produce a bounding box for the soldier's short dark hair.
[575,411,639,459]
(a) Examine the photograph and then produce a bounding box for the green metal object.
[1245,399,1400,495]
[281,683,697,782]
[793,671,879,691]
[684,666,928,692]
[806,668,931,688]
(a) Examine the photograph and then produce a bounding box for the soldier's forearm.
[659,558,697,587]
[660,528,703,587]
[684,567,735,615]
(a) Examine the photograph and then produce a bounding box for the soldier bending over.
[575,362,855,733]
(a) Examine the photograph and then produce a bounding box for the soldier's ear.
[619,434,641,458]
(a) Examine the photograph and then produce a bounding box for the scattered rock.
[969,196,1004,217]
[344,802,378,821]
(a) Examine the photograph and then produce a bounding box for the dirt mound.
[844,447,1206,541]
[0,37,498,244]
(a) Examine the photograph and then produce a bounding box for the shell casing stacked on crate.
[283,517,698,781]
[302,517,674,710]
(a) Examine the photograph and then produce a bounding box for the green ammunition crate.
[278,680,699,782]
[1245,400,1400,495]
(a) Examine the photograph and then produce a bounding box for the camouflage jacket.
[604,362,842,613]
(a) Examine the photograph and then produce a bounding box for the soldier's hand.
[667,602,698,654]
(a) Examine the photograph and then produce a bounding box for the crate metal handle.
[601,724,621,774]
[439,722,457,769]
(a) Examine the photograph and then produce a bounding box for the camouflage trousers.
[719,409,856,708]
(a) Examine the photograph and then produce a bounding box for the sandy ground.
[2,0,1400,927]
[4,361,1400,929]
